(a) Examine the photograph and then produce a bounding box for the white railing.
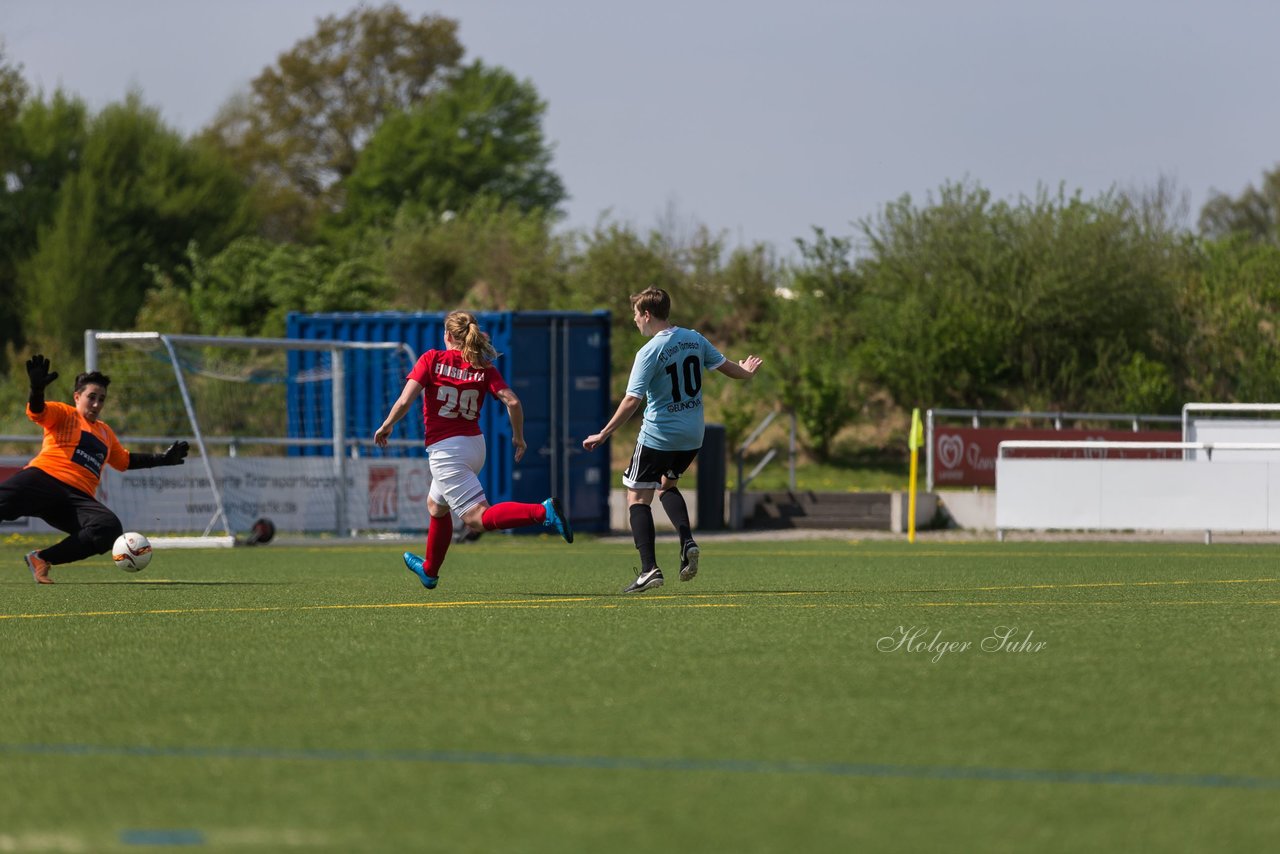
[0,435,425,453]
[998,440,1280,459]
[1181,403,1280,461]
[729,408,798,529]
[1181,402,1280,431]
[926,408,1179,491]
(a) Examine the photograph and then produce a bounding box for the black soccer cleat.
[623,566,664,594]
[679,541,700,582]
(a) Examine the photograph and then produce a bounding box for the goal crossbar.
[86,331,413,355]
[85,330,416,540]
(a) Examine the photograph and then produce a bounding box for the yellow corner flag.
[908,408,923,542]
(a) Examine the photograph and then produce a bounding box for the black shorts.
[623,443,699,490]
[0,465,120,535]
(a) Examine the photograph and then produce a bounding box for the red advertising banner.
[932,427,1183,488]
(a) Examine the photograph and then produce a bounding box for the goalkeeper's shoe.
[25,551,53,585]
[679,541,700,582]
[623,566,663,594]
[403,552,437,589]
[542,497,573,543]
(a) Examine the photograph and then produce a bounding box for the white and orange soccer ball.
[112,532,153,572]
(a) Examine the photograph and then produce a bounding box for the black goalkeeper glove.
[26,354,59,392]
[26,354,59,412]
[127,440,190,470]
[161,440,190,466]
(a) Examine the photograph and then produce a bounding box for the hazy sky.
[4,0,1279,255]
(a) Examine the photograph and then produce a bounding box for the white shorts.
[427,434,488,515]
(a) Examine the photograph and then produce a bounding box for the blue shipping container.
[286,310,613,534]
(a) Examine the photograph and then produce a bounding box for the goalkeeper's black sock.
[629,503,658,571]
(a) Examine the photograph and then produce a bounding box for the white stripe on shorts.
[622,442,661,490]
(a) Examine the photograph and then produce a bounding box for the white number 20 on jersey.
[436,386,480,420]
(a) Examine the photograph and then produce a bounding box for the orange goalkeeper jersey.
[26,400,130,496]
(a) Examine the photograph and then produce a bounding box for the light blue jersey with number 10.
[625,327,727,451]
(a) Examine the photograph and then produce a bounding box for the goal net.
[85,331,419,543]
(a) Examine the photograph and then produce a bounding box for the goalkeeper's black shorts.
[0,465,121,538]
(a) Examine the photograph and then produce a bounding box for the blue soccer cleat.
[542,497,574,543]
[403,552,437,589]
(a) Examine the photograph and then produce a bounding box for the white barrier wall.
[996,458,1280,531]
[1,456,435,535]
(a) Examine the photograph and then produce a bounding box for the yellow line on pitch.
[906,577,1280,593]
[6,579,1278,622]
[697,550,1280,559]
[651,578,1280,599]
[112,577,1280,596]
[880,599,1280,608]
[270,545,1280,559]
[666,599,1280,608]
[0,597,597,621]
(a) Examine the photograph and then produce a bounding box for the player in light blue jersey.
[583,287,762,593]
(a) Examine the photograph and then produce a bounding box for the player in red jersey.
[374,311,573,588]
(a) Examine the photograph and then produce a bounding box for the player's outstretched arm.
[716,354,763,381]
[583,395,643,451]
[374,378,424,448]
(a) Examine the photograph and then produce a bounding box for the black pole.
[698,423,727,531]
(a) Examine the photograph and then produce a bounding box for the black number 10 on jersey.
[664,356,703,403]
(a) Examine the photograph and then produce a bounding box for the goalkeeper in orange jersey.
[0,354,190,583]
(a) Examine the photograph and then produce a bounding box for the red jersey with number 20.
[408,349,509,447]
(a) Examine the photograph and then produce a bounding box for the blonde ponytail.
[445,311,498,368]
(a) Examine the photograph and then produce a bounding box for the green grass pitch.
[2,534,1278,852]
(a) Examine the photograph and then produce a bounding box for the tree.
[19,95,254,352]
[381,199,566,312]
[0,44,31,366]
[1177,234,1280,403]
[563,222,683,381]
[704,242,780,342]
[204,3,463,240]
[0,42,25,157]
[1199,165,1280,245]
[767,229,864,461]
[640,222,780,344]
[1,84,91,364]
[340,61,566,232]
[141,238,388,339]
[854,181,1186,413]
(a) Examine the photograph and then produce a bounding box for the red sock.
[424,513,453,576]
[481,502,547,531]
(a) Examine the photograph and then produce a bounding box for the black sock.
[660,488,693,547]
[629,503,658,571]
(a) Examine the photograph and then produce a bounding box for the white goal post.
[85,330,418,545]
